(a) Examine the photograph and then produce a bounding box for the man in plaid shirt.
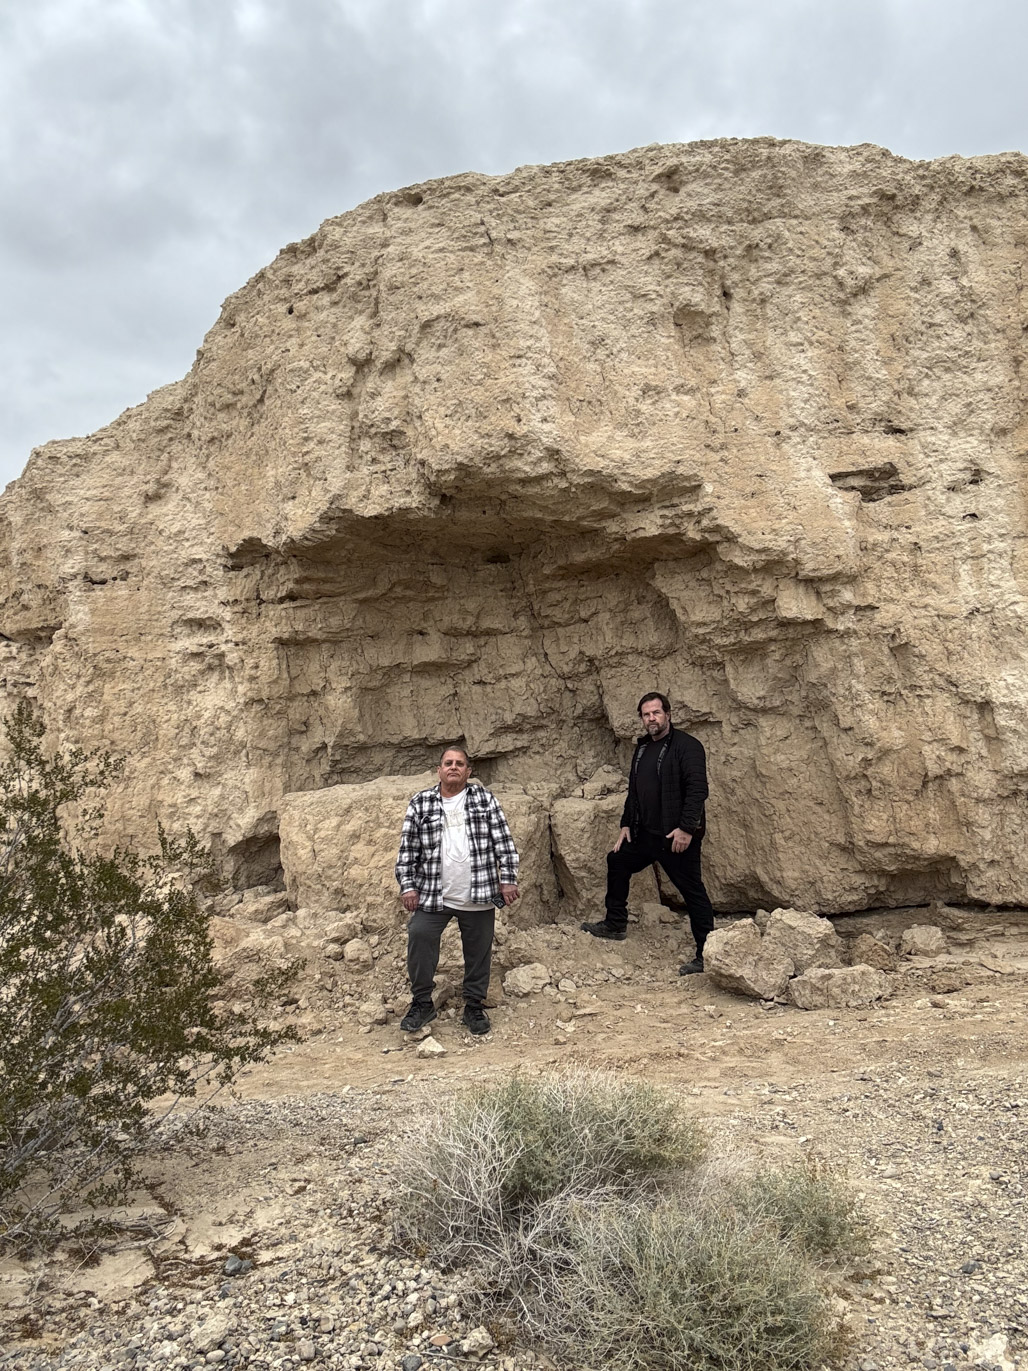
[395,745,519,1036]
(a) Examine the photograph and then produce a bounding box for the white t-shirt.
[440,789,492,911]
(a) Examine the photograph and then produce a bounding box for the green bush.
[543,1198,832,1371]
[0,702,298,1250]
[399,1070,705,1269]
[733,1156,873,1261]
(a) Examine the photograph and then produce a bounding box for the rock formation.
[3,138,1028,917]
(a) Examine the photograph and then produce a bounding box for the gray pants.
[407,905,496,1008]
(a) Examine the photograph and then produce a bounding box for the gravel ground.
[2,1060,1024,1371]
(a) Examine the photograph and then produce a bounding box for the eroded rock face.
[278,774,557,928]
[4,139,1028,911]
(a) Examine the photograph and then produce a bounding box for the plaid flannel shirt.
[395,782,519,914]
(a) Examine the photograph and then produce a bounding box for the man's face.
[640,700,670,737]
[438,750,471,791]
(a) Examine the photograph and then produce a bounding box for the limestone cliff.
[3,138,1028,914]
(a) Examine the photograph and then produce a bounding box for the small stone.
[430,1331,454,1346]
[206,1355,226,1366]
[461,1326,496,1358]
[223,1254,244,1276]
[417,1036,447,1058]
[968,1334,1013,1371]
[503,962,551,996]
[961,1260,982,1274]
[401,1356,423,1371]
[357,998,388,1026]
[190,1314,234,1355]
[342,938,374,969]
[297,1337,317,1362]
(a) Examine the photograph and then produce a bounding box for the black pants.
[605,831,715,952]
[407,905,496,1008]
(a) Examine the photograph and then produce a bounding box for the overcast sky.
[2,0,1027,488]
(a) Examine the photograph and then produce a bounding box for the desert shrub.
[733,1156,873,1260]
[402,1072,871,1371]
[540,1197,832,1371]
[0,702,298,1250]
[399,1070,705,1269]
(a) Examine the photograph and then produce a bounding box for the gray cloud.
[2,0,1026,485]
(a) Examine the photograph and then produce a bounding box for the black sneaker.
[581,920,627,941]
[462,1005,490,1035]
[678,957,705,976]
[400,1002,438,1032]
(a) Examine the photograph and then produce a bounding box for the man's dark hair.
[637,692,671,717]
[438,744,470,764]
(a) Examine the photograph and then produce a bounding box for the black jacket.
[620,724,708,839]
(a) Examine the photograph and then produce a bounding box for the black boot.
[581,920,627,941]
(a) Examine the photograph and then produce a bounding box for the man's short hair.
[637,692,671,717]
[438,743,470,764]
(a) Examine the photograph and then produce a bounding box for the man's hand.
[401,889,419,912]
[500,883,519,906]
[667,827,692,854]
[613,827,632,852]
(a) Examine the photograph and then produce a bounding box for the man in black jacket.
[582,692,715,974]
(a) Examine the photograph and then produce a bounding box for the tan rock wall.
[3,139,1028,912]
[279,775,557,928]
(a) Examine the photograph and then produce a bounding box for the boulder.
[549,793,627,913]
[762,907,843,972]
[899,924,947,957]
[503,962,552,996]
[703,920,793,1000]
[846,932,897,971]
[788,965,891,1009]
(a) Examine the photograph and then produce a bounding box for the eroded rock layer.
[3,138,1028,913]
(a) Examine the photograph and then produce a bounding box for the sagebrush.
[399,1070,869,1371]
[399,1069,704,1270]
[0,702,298,1249]
[734,1155,873,1260]
[542,1197,833,1371]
